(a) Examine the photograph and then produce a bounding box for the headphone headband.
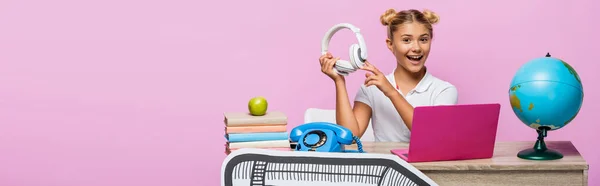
[321,23,368,61]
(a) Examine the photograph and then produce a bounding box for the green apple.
[248,96,268,116]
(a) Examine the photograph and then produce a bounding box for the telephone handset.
[289,122,365,153]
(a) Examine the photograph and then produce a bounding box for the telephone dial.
[289,122,365,153]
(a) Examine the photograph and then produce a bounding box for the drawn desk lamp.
[289,122,365,153]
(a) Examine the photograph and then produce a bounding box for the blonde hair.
[380,8,440,39]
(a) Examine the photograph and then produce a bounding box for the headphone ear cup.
[334,60,353,76]
[349,44,364,69]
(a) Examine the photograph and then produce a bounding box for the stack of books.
[223,111,291,154]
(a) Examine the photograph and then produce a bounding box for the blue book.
[225,132,289,142]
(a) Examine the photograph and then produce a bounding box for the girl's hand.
[319,52,344,82]
[361,61,398,97]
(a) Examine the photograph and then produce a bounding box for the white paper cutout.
[221,148,438,186]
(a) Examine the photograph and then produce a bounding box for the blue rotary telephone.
[289,122,365,153]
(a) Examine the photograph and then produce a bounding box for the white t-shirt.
[354,69,458,142]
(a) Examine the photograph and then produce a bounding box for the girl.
[318,8,458,142]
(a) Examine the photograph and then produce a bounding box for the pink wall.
[0,0,598,185]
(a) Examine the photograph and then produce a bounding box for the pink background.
[1,0,598,185]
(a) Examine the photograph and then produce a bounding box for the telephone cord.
[343,136,365,153]
[353,136,364,153]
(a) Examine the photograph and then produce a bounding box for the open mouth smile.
[406,55,423,62]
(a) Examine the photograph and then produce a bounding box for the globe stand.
[517,126,563,160]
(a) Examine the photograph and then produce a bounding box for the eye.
[402,38,411,43]
[420,38,429,42]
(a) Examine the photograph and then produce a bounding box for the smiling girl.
[318,8,458,142]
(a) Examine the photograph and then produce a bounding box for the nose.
[411,43,422,53]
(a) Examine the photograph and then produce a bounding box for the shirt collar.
[387,67,433,93]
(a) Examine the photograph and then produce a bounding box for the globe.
[509,53,584,160]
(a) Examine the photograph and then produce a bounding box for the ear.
[385,38,394,53]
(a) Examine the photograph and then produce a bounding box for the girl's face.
[386,22,432,74]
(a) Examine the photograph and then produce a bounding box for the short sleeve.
[354,85,372,107]
[433,86,458,105]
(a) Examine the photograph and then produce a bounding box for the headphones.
[321,23,368,76]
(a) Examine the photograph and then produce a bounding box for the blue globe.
[509,53,584,131]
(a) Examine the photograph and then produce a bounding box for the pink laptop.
[391,103,501,163]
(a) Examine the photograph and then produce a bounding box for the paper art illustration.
[221,148,438,186]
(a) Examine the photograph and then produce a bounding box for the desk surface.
[345,141,588,171]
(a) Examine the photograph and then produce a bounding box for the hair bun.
[422,9,440,25]
[380,8,397,26]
